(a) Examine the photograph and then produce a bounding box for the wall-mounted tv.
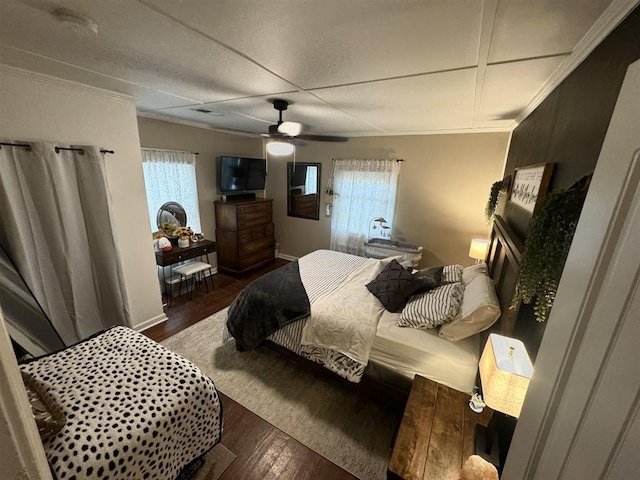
[219,156,267,192]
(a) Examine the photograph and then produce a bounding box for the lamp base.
[474,412,517,473]
[475,424,501,469]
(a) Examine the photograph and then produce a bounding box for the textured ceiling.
[0,0,629,138]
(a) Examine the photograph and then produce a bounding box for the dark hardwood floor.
[144,259,357,480]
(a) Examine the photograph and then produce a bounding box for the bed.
[224,215,521,394]
[19,326,223,480]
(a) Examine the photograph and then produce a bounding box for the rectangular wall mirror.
[287,162,321,220]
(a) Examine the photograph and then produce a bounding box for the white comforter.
[300,257,387,382]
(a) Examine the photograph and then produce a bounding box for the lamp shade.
[479,334,533,418]
[469,238,489,261]
[266,141,294,155]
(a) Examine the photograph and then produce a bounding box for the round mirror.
[156,201,187,236]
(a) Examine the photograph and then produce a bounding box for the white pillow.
[397,282,464,329]
[439,274,500,342]
[441,264,463,284]
[462,263,488,285]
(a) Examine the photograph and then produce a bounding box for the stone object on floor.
[459,455,499,480]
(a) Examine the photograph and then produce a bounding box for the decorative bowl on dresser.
[214,198,275,275]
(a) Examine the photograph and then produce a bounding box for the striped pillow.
[398,282,464,329]
[441,264,463,284]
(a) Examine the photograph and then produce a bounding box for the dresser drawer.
[239,247,275,269]
[237,210,271,229]
[237,202,271,214]
[239,237,274,255]
[238,225,269,244]
[155,240,216,266]
[238,230,253,244]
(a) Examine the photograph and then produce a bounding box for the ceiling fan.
[263,99,348,154]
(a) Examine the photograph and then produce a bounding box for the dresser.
[214,198,275,275]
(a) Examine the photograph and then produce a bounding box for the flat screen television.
[219,156,267,192]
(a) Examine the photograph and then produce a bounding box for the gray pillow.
[366,260,417,312]
[412,266,444,294]
[441,264,464,284]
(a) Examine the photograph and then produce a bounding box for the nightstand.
[388,375,493,479]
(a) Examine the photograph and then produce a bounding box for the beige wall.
[136,118,510,269]
[269,133,510,266]
[136,116,263,252]
[0,66,165,330]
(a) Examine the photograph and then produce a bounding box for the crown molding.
[0,64,136,103]
[514,0,640,126]
[137,111,260,138]
[138,110,512,137]
[340,126,513,137]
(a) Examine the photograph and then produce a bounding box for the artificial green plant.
[485,180,504,222]
[512,173,592,322]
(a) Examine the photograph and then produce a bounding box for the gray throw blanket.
[227,260,310,351]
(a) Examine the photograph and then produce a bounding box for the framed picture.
[509,163,555,215]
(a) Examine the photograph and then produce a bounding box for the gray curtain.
[0,140,130,346]
[0,242,65,356]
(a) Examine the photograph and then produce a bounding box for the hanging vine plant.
[485,176,511,223]
[512,172,592,322]
[485,181,502,222]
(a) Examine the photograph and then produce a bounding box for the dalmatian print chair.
[20,326,222,480]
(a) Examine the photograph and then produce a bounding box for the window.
[329,159,400,256]
[141,149,202,234]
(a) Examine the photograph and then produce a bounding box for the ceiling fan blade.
[296,134,349,143]
[278,121,303,137]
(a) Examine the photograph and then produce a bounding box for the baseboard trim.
[134,313,168,332]
[277,253,298,261]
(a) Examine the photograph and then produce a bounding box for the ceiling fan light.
[278,121,303,137]
[266,141,294,155]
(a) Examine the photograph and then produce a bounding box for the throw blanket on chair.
[300,258,387,382]
[227,260,310,350]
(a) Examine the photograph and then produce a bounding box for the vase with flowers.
[173,226,194,248]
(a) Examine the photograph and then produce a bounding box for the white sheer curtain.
[330,159,400,256]
[141,149,202,234]
[304,165,318,194]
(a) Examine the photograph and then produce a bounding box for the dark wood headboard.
[486,215,523,337]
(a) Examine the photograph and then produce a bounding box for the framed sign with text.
[509,163,555,215]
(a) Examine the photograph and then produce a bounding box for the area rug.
[161,308,404,480]
[192,443,235,480]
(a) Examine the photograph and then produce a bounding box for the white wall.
[0,66,165,331]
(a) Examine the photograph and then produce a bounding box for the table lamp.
[469,238,489,264]
[476,334,533,469]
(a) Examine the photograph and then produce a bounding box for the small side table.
[388,375,493,480]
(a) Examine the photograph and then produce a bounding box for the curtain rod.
[141,147,199,155]
[331,158,404,162]
[1,142,114,154]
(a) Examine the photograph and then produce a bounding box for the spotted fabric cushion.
[441,264,464,284]
[398,282,464,329]
[20,326,222,480]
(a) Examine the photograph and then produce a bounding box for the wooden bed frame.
[485,215,524,337]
